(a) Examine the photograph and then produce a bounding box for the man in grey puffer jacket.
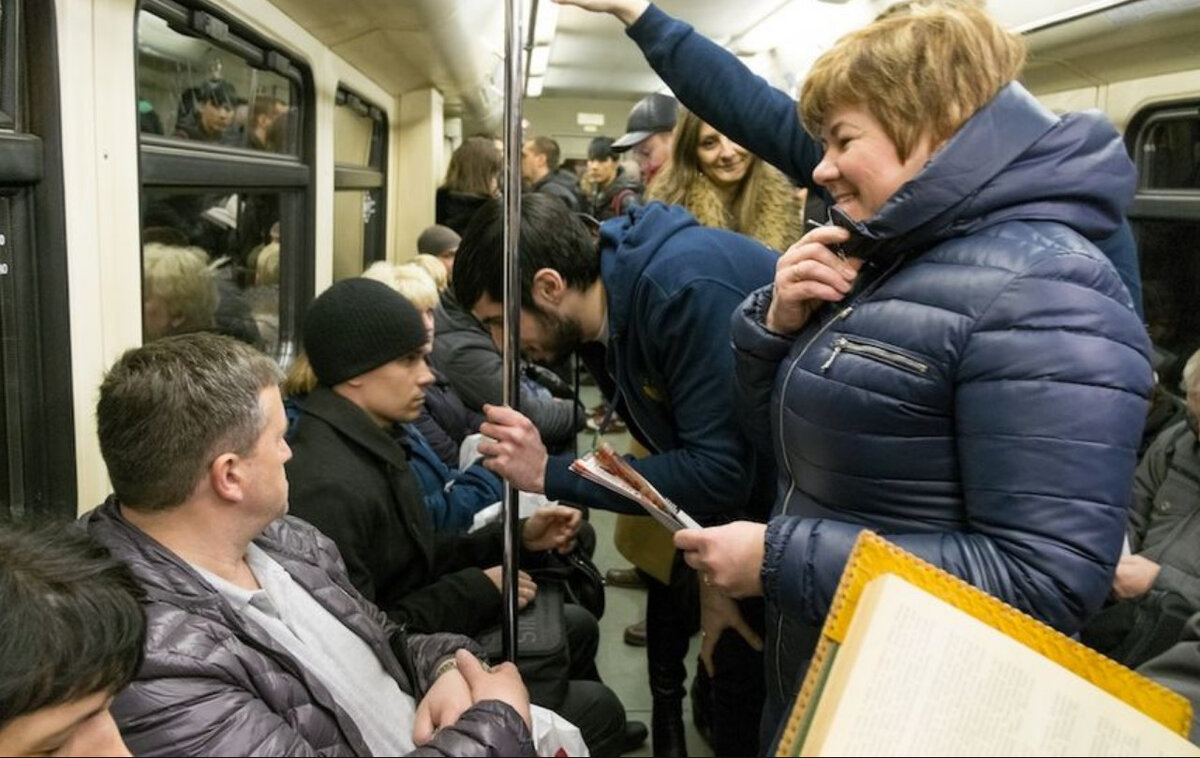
[84,333,535,757]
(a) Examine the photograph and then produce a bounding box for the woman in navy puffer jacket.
[672,0,1155,738]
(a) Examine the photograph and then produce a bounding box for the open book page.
[570,445,700,532]
[803,574,1200,757]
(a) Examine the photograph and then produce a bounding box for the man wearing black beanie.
[285,278,637,756]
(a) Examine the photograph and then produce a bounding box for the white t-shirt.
[194,544,417,755]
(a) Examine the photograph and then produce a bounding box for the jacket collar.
[299,386,410,472]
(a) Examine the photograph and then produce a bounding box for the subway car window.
[1138,111,1200,191]
[136,8,297,153]
[1131,103,1200,394]
[137,0,313,365]
[142,189,293,356]
[0,0,72,521]
[333,87,386,279]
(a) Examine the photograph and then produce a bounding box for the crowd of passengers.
[5,1,1200,756]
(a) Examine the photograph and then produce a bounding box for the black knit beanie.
[303,278,428,386]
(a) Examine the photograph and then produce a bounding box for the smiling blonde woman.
[647,108,802,253]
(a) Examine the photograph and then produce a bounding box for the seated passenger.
[413,254,450,294]
[285,278,637,756]
[142,243,217,341]
[0,524,143,758]
[1139,611,1200,744]
[362,262,484,466]
[84,332,534,757]
[1082,348,1200,667]
[173,79,239,145]
[417,224,461,284]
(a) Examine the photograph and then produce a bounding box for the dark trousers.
[644,552,766,756]
[559,602,626,757]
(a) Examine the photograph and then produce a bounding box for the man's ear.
[209,452,245,503]
[530,268,567,309]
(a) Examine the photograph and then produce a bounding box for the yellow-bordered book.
[776,532,1199,756]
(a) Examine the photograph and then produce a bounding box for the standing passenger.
[555,0,1144,315]
[585,136,643,221]
[454,193,777,756]
[631,0,1153,743]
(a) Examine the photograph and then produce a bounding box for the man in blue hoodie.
[453,194,777,755]
[553,0,1143,317]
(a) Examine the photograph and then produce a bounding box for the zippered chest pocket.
[820,334,931,377]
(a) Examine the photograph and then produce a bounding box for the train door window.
[137,0,313,364]
[1,0,73,521]
[333,87,386,280]
[1128,102,1200,394]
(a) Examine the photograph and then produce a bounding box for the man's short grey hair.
[97,333,283,511]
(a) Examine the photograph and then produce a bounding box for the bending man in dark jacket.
[556,0,1143,317]
[454,194,778,756]
[84,332,534,757]
[285,278,636,757]
[433,290,583,453]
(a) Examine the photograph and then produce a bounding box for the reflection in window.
[142,189,289,355]
[1137,218,1200,394]
[1139,115,1200,190]
[136,9,298,153]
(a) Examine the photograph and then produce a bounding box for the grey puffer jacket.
[84,498,534,757]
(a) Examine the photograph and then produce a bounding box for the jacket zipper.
[771,254,908,702]
[820,336,929,376]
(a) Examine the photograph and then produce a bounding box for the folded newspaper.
[570,443,701,532]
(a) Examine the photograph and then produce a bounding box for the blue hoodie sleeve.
[544,277,761,524]
[627,4,825,193]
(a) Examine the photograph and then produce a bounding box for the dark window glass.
[137,8,299,154]
[1138,112,1200,191]
[1137,218,1200,393]
[0,199,15,516]
[141,189,295,357]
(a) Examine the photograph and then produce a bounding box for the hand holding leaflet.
[570,443,701,532]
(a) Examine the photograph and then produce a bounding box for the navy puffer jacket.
[732,83,1153,715]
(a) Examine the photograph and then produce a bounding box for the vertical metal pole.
[500,0,524,663]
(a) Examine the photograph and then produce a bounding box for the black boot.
[652,697,688,757]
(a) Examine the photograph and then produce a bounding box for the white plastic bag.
[530,705,589,757]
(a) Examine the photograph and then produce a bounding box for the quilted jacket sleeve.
[115,674,344,757]
[409,701,535,757]
[763,250,1153,635]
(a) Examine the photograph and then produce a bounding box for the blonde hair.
[1183,348,1200,396]
[411,254,449,293]
[360,260,440,311]
[142,243,217,336]
[255,241,280,286]
[801,0,1025,161]
[284,351,317,397]
[647,109,802,251]
[394,264,440,311]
